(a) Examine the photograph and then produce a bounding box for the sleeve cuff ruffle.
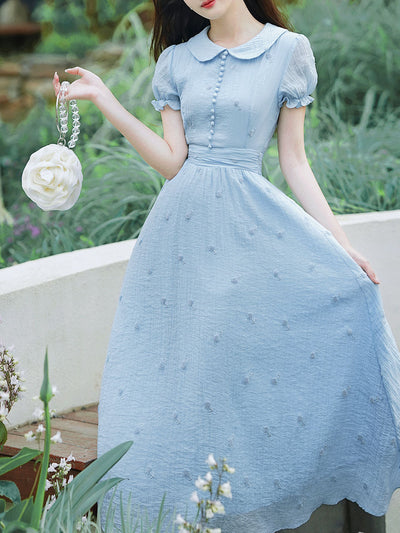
[280,94,315,109]
[151,98,181,112]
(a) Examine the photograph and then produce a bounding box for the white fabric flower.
[195,475,210,491]
[190,490,200,503]
[22,144,83,211]
[174,513,186,525]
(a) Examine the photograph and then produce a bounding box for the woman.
[53,0,400,531]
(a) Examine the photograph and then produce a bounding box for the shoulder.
[274,28,315,61]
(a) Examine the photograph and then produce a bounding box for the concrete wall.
[0,209,399,429]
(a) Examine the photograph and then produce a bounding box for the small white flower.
[45,479,53,491]
[62,478,67,487]
[218,481,232,499]
[205,471,212,482]
[32,407,44,421]
[59,457,67,468]
[36,423,45,434]
[223,462,235,474]
[67,474,74,484]
[206,508,214,519]
[206,453,217,468]
[210,499,225,514]
[206,529,222,533]
[48,462,58,473]
[0,402,8,417]
[195,475,210,491]
[190,490,200,503]
[24,430,36,441]
[50,430,62,443]
[0,391,9,401]
[174,513,186,525]
[66,452,75,462]
[52,384,59,396]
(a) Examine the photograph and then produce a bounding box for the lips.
[201,0,215,7]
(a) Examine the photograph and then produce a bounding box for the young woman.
[53,0,400,531]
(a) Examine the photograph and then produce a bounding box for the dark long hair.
[150,0,294,61]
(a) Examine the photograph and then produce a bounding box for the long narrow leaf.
[0,448,41,477]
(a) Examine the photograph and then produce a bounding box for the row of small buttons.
[208,49,228,149]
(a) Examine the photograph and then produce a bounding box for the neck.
[207,2,265,48]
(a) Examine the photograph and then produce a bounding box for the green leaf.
[0,421,8,447]
[4,496,34,524]
[0,481,21,504]
[45,440,133,526]
[0,448,41,477]
[3,521,37,532]
[39,348,52,404]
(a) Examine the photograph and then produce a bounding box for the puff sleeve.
[151,44,181,112]
[278,34,318,109]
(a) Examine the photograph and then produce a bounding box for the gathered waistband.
[187,144,263,174]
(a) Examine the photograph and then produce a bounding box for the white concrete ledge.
[0,210,399,429]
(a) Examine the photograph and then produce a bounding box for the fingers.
[65,66,87,76]
[362,261,381,284]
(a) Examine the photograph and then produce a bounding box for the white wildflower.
[0,391,9,401]
[45,479,53,491]
[51,384,59,396]
[67,474,74,484]
[210,499,225,514]
[205,471,212,482]
[32,407,44,421]
[36,423,45,434]
[206,453,217,468]
[218,481,232,499]
[50,430,62,443]
[174,513,186,525]
[66,452,75,462]
[223,462,235,474]
[48,462,58,473]
[195,475,210,491]
[190,490,200,503]
[24,430,36,441]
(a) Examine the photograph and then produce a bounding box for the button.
[210,129,214,135]
[212,97,216,103]
[220,66,225,71]
[208,144,212,149]
[211,114,215,120]
[210,121,215,126]
[214,87,220,93]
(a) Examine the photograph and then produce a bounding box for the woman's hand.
[343,244,381,284]
[53,67,106,102]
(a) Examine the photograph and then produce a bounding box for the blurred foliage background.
[0,0,399,267]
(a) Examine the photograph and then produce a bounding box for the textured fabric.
[97,22,400,532]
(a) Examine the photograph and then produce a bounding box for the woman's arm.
[277,104,380,284]
[54,67,188,181]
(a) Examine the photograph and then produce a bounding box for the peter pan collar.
[186,22,288,62]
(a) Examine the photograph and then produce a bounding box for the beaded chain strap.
[56,81,80,149]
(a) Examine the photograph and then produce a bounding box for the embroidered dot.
[297,502,303,510]
[159,359,167,370]
[330,475,337,482]
[332,295,339,303]
[164,212,170,221]
[346,327,353,336]
[213,333,221,343]
[134,425,142,435]
[178,255,184,262]
[273,270,280,280]
[363,483,368,491]
[276,230,285,239]
[188,299,194,307]
[185,210,193,220]
[215,191,222,198]
[173,411,181,424]
[310,351,316,359]
[242,376,250,385]
[308,263,316,271]
[181,360,187,370]
[118,388,123,396]
[248,128,256,137]
[228,435,235,447]
[263,426,272,437]
[274,479,281,489]
[231,277,238,284]
[281,319,290,330]
[342,386,351,397]
[247,313,256,324]
[297,415,305,427]
[357,434,365,445]
[183,470,192,481]
[134,322,140,331]
[248,226,257,235]
[319,445,327,456]
[183,470,193,481]
[161,298,167,306]
[147,269,152,275]
[145,467,155,479]
[208,245,216,254]
[271,376,279,385]
[204,401,214,412]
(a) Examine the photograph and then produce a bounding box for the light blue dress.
[97,22,400,532]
